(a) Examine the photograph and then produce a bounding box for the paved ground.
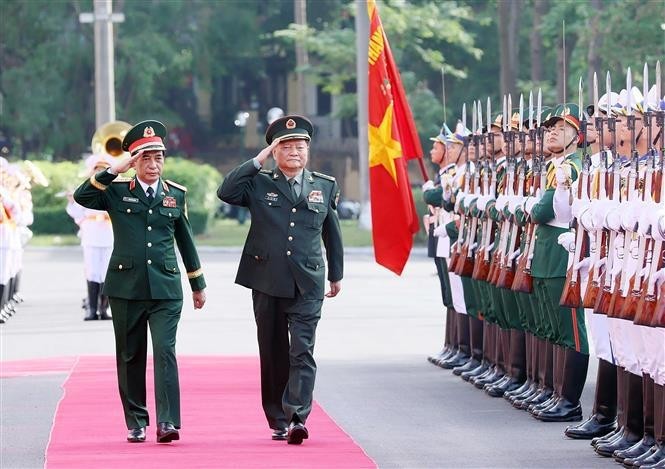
[1,247,612,468]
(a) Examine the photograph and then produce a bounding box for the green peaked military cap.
[265,115,313,145]
[543,103,581,130]
[121,120,167,155]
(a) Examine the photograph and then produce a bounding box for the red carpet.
[41,356,375,468]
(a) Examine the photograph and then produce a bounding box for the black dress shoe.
[127,427,146,443]
[565,414,617,439]
[461,361,489,381]
[624,446,657,467]
[453,358,480,376]
[592,426,623,448]
[615,436,657,463]
[272,428,288,440]
[596,430,641,457]
[468,365,494,384]
[156,422,180,443]
[505,379,532,400]
[533,398,582,422]
[439,351,470,369]
[529,394,559,414]
[486,377,523,398]
[287,422,309,445]
[510,382,538,406]
[632,444,665,468]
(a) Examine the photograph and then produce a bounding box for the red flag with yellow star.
[367,0,421,275]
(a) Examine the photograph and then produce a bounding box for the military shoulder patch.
[312,171,335,181]
[165,179,187,192]
[112,177,133,183]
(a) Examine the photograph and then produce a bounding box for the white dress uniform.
[66,202,113,283]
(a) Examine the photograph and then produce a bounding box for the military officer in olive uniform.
[217,115,344,445]
[74,120,207,444]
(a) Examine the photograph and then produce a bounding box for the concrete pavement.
[1,247,611,468]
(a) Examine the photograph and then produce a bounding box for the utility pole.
[80,0,124,128]
[355,0,370,229]
[294,0,308,115]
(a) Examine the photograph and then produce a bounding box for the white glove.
[433,224,448,238]
[555,165,571,187]
[454,191,466,212]
[496,194,509,211]
[620,200,640,232]
[524,195,541,215]
[573,257,591,279]
[476,195,492,212]
[571,197,590,220]
[605,206,623,232]
[464,195,478,210]
[508,195,524,215]
[653,268,665,289]
[422,180,435,192]
[578,207,595,232]
[591,200,615,230]
[509,248,521,262]
[636,209,652,237]
[557,231,576,253]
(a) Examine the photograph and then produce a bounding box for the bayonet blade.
[593,72,599,118]
[462,103,467,133]
[519,94,524,132]
[508,94,513,130]
[487,97,491,135]
[477,100,483,134]
[606,71,612,115]
[472,100,477,134]
[503,95,507,132]
[626,67,633,116]
[537,89,542,128]
[528,91,533,128]
[657,61,661,105]
[643,63,649,109]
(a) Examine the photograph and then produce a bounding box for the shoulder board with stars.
[312,171,335,182]
[112,177,133,183]
[165,180,187,192]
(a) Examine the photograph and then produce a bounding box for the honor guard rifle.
[449,103,470,273]
[583,72,608,308]
[560,78,591,308]
[595,71,620,315]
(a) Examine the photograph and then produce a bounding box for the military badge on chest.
[162,196,177,208]
[265,192,279,202]
[307,190,324,204]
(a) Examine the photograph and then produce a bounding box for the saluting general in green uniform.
[74,120,207,444]
[217,115,344,445]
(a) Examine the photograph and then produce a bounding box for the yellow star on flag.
[369,102,402,183]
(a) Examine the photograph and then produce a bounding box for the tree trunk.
[498,0,521,98]
[530,0,548,83]
[586,0,603,103]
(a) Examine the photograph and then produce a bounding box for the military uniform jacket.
[217,159,344,300]
[530,153,581,278]
[73,169,206,299]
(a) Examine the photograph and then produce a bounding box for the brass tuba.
[91,120,132,157]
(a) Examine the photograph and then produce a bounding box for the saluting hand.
[255,138,282,166]
[110,151,142,175]
[325,281,341,298]
[193,289,206,309]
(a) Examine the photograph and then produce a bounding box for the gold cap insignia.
[143,126,155,137]
[286,119,296,129]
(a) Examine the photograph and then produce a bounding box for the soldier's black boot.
[429,308,455,364]
[488,329,525,397]
[84,281,100,321]
[97,283,111,320]
[5,278,17,316]
[535,348,587,422]
[455,316,483,375]
[507,332,532,401]
[0,284,6,323]
[522,338,553,410]
[632,383,664,467]
[593,366,627,448]
[440,313,470,369]
[615,375,656,464]
[566,358,617,439]
[12,271,23,303]
[596,372,643,457]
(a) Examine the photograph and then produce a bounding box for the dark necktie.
[288,178,298,200]
[146,186,154,202]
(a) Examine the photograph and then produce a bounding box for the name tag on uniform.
[265,192,279,202]
[122,196,139,203]
[163,196,177,208]
[307,190,323,204]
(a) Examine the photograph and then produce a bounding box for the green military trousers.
[109,298,183,430]
[252,289,323,430]
[532,277,588,354]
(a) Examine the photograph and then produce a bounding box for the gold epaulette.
[165,179,187,191]
[312,171,335,181]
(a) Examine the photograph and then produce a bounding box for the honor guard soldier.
[67,153,115,321]
[74,120,207,444]
[217,115,344,445]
